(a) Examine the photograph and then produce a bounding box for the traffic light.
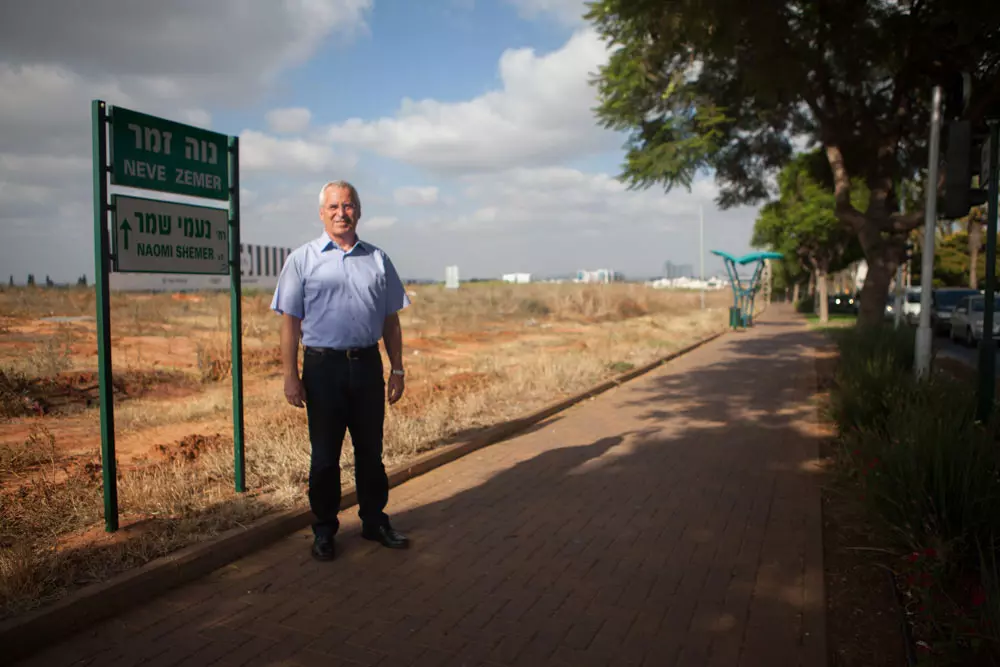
[943,119,988,219]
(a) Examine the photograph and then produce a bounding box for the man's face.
[319,186,360,238]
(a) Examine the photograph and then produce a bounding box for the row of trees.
[746,149,993,323]
[587,0,1000,326]
[6,275,87,287]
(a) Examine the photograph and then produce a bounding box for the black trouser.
[302,345,389,539]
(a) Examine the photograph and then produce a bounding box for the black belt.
[304,344,379,360]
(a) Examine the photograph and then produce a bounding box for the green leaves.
[751,151,864,277]
[587,0,1000,210]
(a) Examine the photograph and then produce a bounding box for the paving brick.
[12,308,826,667]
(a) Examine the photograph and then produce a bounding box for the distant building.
[575,269,619,284]
[664,261,694,279]
[647,276,728,291]
[502,273,531,284]
[445,265,460,289]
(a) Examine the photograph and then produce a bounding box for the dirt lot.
[0,282,730,619]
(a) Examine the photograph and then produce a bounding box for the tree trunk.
[817,269,829,323]
[858,257,896,326]
[969,218,981,289]
[792,282,801,305]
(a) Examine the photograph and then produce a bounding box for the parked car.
[884,294,897,320]
[828,293,858,314]
[949,295,1000,345]
[932,287,982,335]
[902,287,922,325]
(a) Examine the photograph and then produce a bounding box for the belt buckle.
[346,348,357,360]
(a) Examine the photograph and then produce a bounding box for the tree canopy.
[751,151,865,320]
[587,0,1000,324]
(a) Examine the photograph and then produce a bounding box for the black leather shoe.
[362,524,410,549]
[311,536,336,561]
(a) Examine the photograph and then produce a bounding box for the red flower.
[923,547,937,559]
[906,552,920,563]
[971,587,987,607]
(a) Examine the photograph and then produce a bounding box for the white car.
[903,288,922,325]
[949,295,1000,345]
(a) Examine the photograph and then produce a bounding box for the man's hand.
[284,375,306,408]
[387,373,405,405]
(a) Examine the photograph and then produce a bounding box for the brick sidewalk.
[19,307,826,667]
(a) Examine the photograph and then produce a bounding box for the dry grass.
[0,283,733,619]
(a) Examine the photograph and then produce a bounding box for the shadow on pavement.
[16,310,828,667]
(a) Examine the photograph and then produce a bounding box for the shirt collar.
[314,232,369,256]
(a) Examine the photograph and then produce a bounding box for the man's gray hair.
[318,180,361,211]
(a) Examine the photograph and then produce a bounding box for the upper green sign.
[110,106,229,201]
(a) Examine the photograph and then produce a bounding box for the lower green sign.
[112,195,230,275]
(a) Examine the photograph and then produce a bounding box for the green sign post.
[92,100,246,532]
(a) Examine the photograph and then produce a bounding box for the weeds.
[0,368,38,419]
[0,283,729,620]
[0,423,56,474]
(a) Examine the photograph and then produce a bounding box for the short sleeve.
[270,251,305,319]
[383,255,410,317]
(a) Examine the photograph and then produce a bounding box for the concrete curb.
[1,328,725,663]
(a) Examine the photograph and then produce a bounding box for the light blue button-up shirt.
[270,233,410,349]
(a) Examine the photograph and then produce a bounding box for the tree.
[967,206,986,288]
[751,151,865,322]
[588,0,1000,326]
[26,274,34,286]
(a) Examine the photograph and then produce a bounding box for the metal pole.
[699,205,705,310]
[914,86,942,378]
[228,136,246,492]
[92,100,118,532]
[894,192,906,329]
[893,264,903,329]
[977,121,1000,422]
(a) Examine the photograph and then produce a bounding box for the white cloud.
[393,186,440,206]
[325,29,616,172]
[451,166,720,232]
[506,0,588,25]
[0,1,373,283]
[266,107,312,134]
[367,165,758,281]
[240,130,356,173]
[364,216,398,230]
[0,1,372,102]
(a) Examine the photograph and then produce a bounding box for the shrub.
[519,298,551,317]
[829,323,1000,662]
[828,324,915,435]
[0,369,39,419]
[841,374,1000,556]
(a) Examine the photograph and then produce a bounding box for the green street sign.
[110,106,229,200]
[112,195,230,275]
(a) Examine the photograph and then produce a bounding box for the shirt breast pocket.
[368,273,387,313]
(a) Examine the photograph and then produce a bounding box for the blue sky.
[0,0,758,283]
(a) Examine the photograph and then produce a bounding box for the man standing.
[271,180,410,561]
